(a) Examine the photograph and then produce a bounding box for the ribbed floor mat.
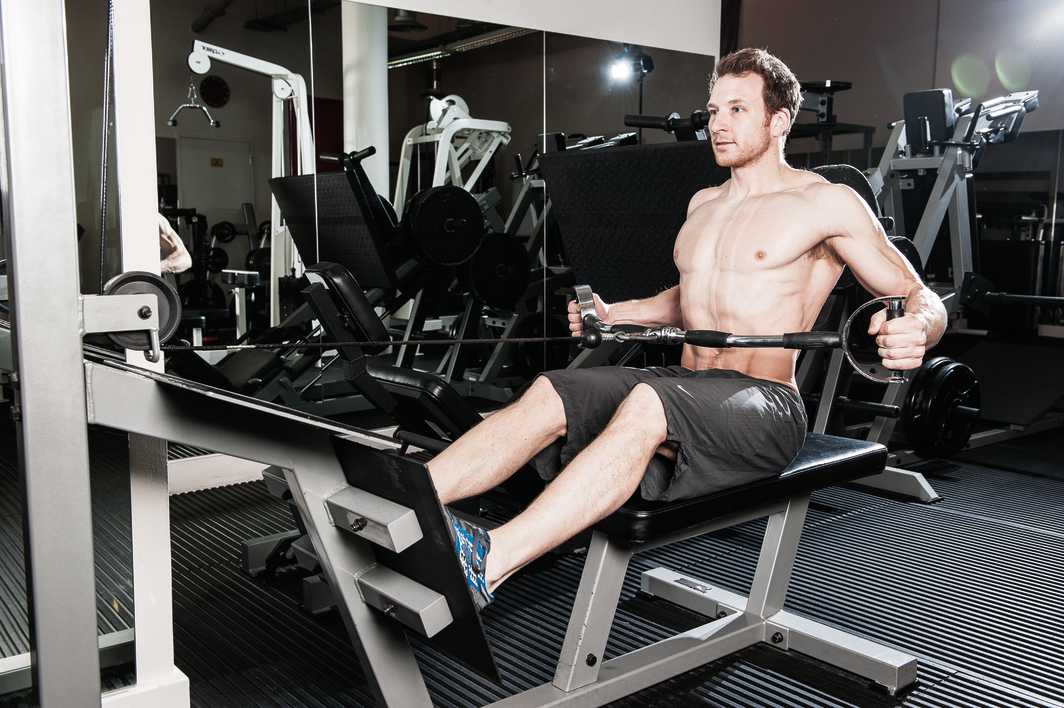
[0,422,1060,706]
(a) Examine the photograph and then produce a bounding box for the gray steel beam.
[84,361,431,706]
[0,1,103,704]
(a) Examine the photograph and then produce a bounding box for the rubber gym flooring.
[0,419,1061,707]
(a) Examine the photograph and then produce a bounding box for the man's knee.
[520,376,567,437]
[614,383,668,443]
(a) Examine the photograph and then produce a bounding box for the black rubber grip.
[684,330,730,347]
[782,332,842,349]
[350,146,376,161]
[624,114,669,130]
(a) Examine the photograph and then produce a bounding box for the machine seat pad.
[365,360,482,437]
[598,434,886,545]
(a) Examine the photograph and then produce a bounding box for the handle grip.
[623,114,670,130]
[884,296,906,382]
[348,146,376,162]
[683,330,730,348]
[782,332,842,349]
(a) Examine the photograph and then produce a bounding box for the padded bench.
[316,429,918,706]
[492,433,917,706]
[599,433,886,544]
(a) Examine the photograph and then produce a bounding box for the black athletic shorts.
[529,366,807,502]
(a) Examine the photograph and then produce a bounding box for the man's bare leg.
[428,376,567,505]
[485,383,667,589]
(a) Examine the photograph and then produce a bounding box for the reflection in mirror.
[541,36,719,372]
[13,0,1064,703]
[264,4,551,409]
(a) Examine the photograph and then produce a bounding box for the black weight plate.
[211,220,237,243]
[512,313,572,379]
[246,247,271,279]
[404,186,484,267]
[378,194,399,229]
[102,271,182,351]
[904,357,979,458]
[466,234,531,310]
[208,246,230,273]
[0,259,8,315]
[889,235,924,281]
[902,356,949,439]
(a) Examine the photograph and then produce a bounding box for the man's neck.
[727,148,790,197]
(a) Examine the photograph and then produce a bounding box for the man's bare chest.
[674,196,823,275]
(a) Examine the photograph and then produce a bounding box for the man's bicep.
[827,189,919,297]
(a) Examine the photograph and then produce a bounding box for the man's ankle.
[484,530,505,591]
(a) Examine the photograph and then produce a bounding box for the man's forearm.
[906,282,947,347]
[606,286,682,327]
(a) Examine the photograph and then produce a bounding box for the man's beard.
[713,131,773,168]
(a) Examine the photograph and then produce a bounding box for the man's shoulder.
[687,183,727,215]
[792,174,862,208]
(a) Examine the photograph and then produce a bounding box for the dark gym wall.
[738,0,1064,146]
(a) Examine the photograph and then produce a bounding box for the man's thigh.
[638,370,807,501]
[529,365,684,480]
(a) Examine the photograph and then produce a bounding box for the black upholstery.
[365,360,482,439]
[308,262,391,355]
[812,164,879,215]
[269,173,400,290]
[597,435,886,545]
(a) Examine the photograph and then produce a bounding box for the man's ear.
[771,109,790,138]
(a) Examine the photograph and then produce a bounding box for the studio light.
[608,44,654,83]
[610,57,634,81]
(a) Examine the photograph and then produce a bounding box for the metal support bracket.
[325,486,423,553]
[80,293,161,361]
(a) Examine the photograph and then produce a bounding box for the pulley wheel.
[101,270,182,351]
[466,234,531,310]
[403,186,484,267]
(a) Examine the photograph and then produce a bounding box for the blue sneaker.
[446,510,495,611]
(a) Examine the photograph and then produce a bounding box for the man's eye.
[732,106,743,112]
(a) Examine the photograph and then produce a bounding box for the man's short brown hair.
[709,48,801,130]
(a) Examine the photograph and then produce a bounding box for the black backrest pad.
[308,262,390,347]
[813,164,880,215]
[598,434,886,545]
[269,173,397,289]
[538,141,729,303]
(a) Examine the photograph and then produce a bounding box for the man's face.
[706,72,780,167]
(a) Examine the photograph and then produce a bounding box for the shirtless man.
[159,213,192,275]
[429,48,947,610]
